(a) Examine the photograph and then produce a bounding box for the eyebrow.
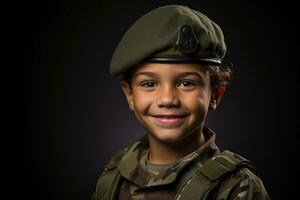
[134,71,204,79]
[177,72,204,79]
[134,72,158,79]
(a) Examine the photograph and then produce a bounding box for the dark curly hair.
[204,64,233,90]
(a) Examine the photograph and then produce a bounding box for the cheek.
[198,93,211,110]
[132,92,153,113]
[183,92,210,117]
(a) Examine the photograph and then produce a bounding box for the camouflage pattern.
[92,127,270,199]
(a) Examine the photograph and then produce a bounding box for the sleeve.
[215,168,271,200]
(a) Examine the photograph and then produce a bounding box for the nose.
[156,84,180,108]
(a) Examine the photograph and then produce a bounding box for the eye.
[178,80,196,88]
[140,81,157,88]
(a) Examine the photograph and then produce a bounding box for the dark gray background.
[15,0,299,199]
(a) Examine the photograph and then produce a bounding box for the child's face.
[121,63,213,143]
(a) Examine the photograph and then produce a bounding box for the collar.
[117,127,220,188]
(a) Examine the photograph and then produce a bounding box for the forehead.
[132,62,208,77]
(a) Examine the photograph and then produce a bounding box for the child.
[92,5,270,200]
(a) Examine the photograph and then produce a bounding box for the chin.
[152,129,185,143]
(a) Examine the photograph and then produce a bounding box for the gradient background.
[15,0,299,199]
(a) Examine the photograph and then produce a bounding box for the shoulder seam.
[196,150,256,181]
[104,146,130,170]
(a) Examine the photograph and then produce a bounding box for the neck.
[147,128,205,164]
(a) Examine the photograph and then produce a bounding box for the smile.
[150,115,187,128]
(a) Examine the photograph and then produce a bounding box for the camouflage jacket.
[92,127,270,200]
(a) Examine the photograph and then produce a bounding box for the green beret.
[110,5,227,76]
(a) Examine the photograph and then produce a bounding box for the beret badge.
[176,24,200,55]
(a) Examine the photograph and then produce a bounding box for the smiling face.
[121,62,214,143]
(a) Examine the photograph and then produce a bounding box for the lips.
[150,114,187,127]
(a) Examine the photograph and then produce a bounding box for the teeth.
[158,116,179,119]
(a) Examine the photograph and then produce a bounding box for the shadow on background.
[14,0,299,199]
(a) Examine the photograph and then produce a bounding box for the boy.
[92,5,270,200]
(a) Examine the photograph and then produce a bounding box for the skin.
[121,63,223,164]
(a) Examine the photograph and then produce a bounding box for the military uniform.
[92,127,269,199]
[92,4,270,199]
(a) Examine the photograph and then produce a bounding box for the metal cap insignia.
[176,25,200,55]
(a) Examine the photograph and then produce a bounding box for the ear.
[121,80,134,111]
[209,86,226,111]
